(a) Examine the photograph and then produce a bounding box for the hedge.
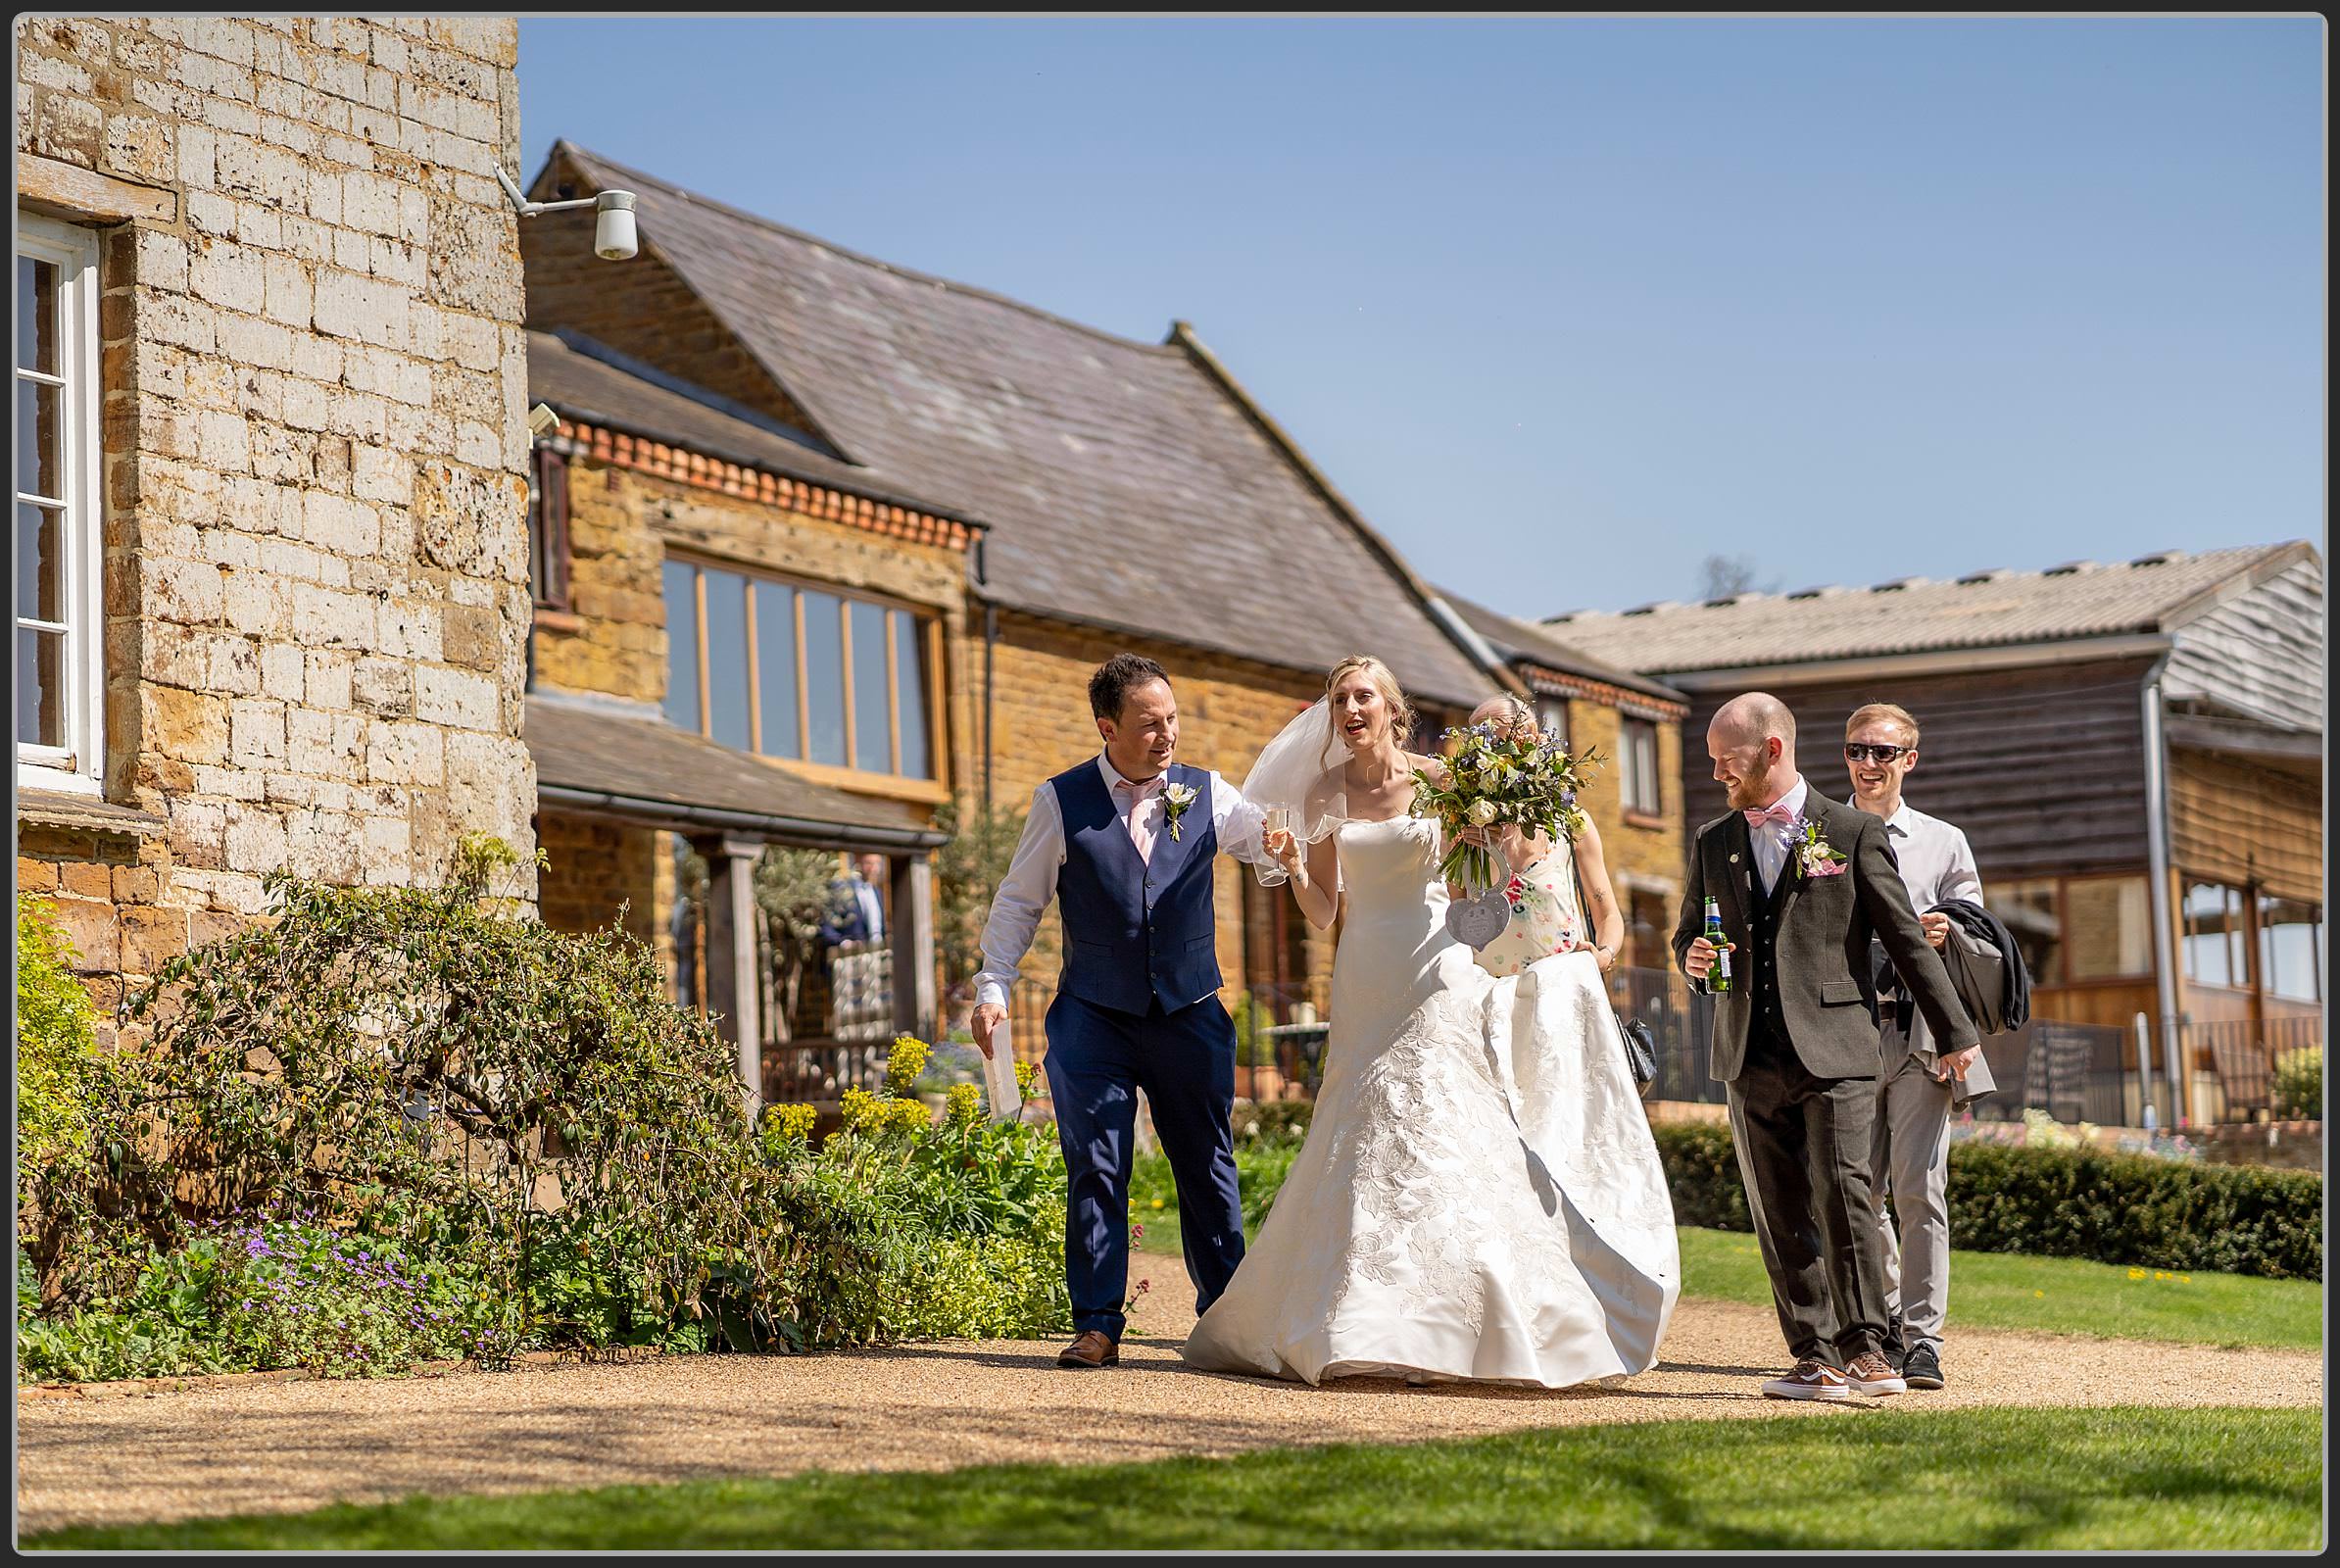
[1650,1122,2322,1282]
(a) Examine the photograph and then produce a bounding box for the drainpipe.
[973,535,997,813]
[2139,652,2185,1125]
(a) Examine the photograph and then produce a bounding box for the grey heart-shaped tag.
[1445,888,1513,950]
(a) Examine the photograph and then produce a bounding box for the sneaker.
[1901,1343,1944,1391]
[1843,1349,1907,1396]
[1760,1358,1852,1400]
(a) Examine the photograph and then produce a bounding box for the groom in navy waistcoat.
[972,654,1275,1369]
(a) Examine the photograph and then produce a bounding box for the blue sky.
[516,16,2322,617]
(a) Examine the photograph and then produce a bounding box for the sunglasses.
[1844,743,1912,764]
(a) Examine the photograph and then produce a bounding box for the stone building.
[14,17,535,1037]
[515,142,1516,1095]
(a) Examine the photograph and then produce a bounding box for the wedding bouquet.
[1410,722,1599,893]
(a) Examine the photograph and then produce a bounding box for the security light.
[495,166,638,262]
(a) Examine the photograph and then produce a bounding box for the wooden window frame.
[663,550,947,797]
[527,445,571,613]
[15,212,104,796]
[1619,716,1661,817]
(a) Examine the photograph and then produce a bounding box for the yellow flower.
[886,1097,933,1135]
[885,1035,931,1097]
[2033,1290,2045,1298]
[1013,1060,1041,1101]
[946,1083,981,1128]
[765,1103,817,1144]
[840,1086,886,1134]
[2127,1268,2146,1280]
[1150,1198,1164,1209]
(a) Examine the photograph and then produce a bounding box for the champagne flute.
[1263,807,1295,873]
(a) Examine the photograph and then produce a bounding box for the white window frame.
[15,212,105,795]
[1619,715,1661,816]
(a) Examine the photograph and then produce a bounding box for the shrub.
[2271,1047,2321,1121]
[16,1213,500,1384]
[1648,1121,2320,1281]
[23,846,1073,1387]
[1230,1100,1313,1148]
[29,839,782,1348]
[1647,1122,1754,1232]
[15,898,106,1176]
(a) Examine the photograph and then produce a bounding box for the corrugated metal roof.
[539,143,1492,707]
[1542,544,2312,674]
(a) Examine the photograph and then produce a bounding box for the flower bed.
[15,856,1069,1386]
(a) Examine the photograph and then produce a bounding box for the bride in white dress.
[1181,660,1680,1388]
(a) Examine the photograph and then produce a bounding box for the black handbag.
[1557,836,1658,1092]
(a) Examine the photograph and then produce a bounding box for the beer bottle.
[1703,896,1731,993]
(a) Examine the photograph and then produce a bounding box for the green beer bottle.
[1703,896,1731,993]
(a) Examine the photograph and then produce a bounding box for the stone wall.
[15,16,536,1012]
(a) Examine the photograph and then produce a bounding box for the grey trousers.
[1727,1024,1891,1368]
[1874,1041,1955,1354]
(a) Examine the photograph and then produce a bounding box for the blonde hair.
[1846,702,1920,747]
[1326,655,1416,747]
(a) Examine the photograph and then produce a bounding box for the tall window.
[1535,696,1570,752]
[526,445,570,612]
[1618,716,1661,815]
[2257,897,2323,1004]
[16,214,103,793]
[662,554,940,782]
[2181,880,2249,989]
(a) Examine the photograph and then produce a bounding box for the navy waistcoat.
[1051,760,1221,1015]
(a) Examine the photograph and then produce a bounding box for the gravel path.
[19,1252,2322,1536]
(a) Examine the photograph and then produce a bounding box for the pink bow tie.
[1743,802,1798,829]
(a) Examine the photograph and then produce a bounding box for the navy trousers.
[1043,990,1245,1340]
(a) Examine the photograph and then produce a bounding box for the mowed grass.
[27,1407,2320,1550]
[1128,1215,2320,1351]
[1674,1228,2322,1351]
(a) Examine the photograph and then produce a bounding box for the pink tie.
[1742,802,1798,830]
[1116,775,1160,864]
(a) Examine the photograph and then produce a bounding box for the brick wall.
[535,806,663,955]
[526,452,976,986]
[977,609,1340,1007]
[1553,699,1687,966]
[15,17,534,1013]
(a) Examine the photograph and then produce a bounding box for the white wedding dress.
[1182,814,1681,1387]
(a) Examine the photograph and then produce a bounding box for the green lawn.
[1127,1211,2320,1351]
[1674,1228,2322,1351]
[28,1407,2320,1550]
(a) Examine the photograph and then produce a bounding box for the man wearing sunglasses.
[1844,702,1983,1393]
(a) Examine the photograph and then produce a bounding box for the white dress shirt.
[1853,792,1983,1070]
[1747,775,1811,894]
[855,878,885,942]
[1846,794,1982,909]
[972,754,1272,1010]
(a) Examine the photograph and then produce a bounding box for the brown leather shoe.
[1056,1330,1120,1369]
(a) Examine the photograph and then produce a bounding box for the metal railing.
[1970,1017,2138,1128]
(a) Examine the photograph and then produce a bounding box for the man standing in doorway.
[1844,701,1987,1393]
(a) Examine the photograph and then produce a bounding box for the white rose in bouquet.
[1467,799,1499,827]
